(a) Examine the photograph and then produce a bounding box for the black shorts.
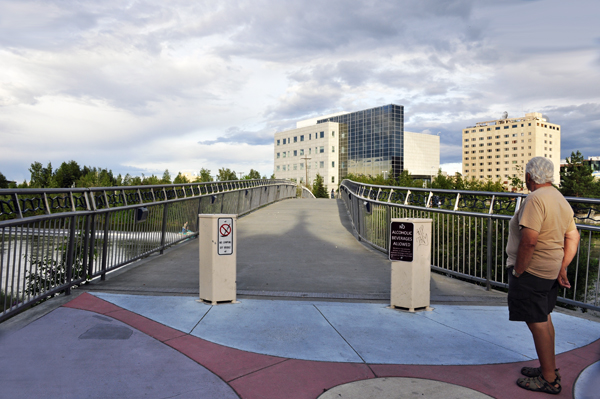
[508,267,558,323]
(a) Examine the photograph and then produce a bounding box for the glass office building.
[317,104,404,178]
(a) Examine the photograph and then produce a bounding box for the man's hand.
[558,267,571,288]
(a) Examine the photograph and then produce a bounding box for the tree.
[173,172,190,184]
[560,151,595,197]
[312,174,328,198]
[54,160,82,188]
[28,161,54,188]
[0,171,9,188]
[195,168,213,182]
[217,167,237,181]
[431,169,454,190]
[243,169,261,180]
[161,169,172,184]
[507,165,525,192]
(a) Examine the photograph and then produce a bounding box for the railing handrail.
[341,179,600,205]
[341,179,600,229]
[0,179,295,221]
[340,179,600,313]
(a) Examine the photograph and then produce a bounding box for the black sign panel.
[389,222,414,261]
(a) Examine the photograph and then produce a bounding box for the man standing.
[506,157,579,394]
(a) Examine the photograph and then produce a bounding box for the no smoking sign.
[218,218,233,255]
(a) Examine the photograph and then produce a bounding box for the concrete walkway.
[1,198,599,398]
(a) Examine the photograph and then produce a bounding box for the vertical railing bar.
[101,213,109,281]
[65,215,76,295]
[160,203,169,254]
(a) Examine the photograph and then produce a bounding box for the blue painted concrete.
[190,300,363,362]
[93,292,210,333]
[574,361,600,399]
[90,293,600,366]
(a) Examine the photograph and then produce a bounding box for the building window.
[300,149,304,155]
[309,148,312,155]
[300,135,304,141]
[320,161,324,168]
[320,146,324,153]
[294,136,298,143]
[283,138,286,145]
[320,131,324,138]
[276,166,280,171]
[277,140,280,146]
[283,152,286,158]
[293,150,297,156]
[309,134,311,140]
[332,176,335,183]
[496,127,500,130]
[282,165,286,171]
[277,153,280,158]
[332,146,335,153]
[332,131,335,137]
[300,163,304,170]
[332,161,335,168]
[293,164,297,170]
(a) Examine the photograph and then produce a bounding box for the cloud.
[198,126,274,146]
[1,0,599,186]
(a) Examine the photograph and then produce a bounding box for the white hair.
[526,157,554,184]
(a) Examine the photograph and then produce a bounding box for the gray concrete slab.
[0,307,238,399]
[90,293,600,366]
[318,377,494,399]
[85,198,509,305]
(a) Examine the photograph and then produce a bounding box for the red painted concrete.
[166,334,287,382]
[62,292,122,314]
[108,309,187,342]
[62,294,600,399]
[230,359,375,399]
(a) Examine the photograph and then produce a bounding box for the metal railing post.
[160,202,169,254]
[486,216,493,291]
[65,215,77,295]
[101,213,109,281]
[87,214,96,277]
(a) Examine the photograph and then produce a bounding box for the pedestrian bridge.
[1,179,598,320]
[1,180,599,399]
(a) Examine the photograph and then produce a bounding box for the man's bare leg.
[527,316,558,384]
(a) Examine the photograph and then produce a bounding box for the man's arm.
[514,227,538,276]
[557,228,580,288]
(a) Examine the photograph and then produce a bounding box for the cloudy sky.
[1,0,599,182]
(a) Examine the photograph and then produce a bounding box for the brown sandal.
[516,374,561,394]
[521,367,561,380]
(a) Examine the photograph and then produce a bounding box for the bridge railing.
[0,179,296,321]
[340,179,600,313]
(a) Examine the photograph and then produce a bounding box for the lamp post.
[301,156,311,187]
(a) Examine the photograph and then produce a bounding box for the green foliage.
[195,168,213,182]
[507,165,525,192]
[54,160,82,188]
[217,167,237,181]
[560,151,596,197]
[25,234,96,298]
[431,169,454,189]
[28,161,55,188]
[77,167,117,187]
[312,174,328,198]
[0,171,9,188]
[161,169,172,184]
[243,169,261,180]
[1,288,22,308]
[173,172,190,184]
